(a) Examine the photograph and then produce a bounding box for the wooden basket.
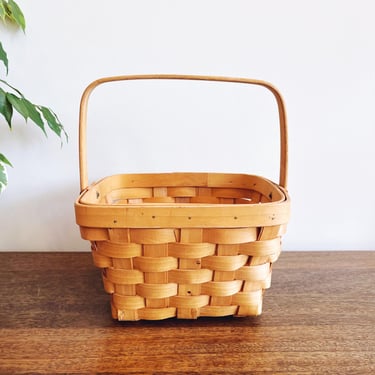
[75,75,290,321]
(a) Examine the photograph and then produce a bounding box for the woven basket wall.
[75,172,290,320]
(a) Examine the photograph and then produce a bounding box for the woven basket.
[75,75,290,321]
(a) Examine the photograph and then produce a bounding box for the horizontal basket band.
[170,295,210,309]
[137,307,177,321]
[75,197,290,229]
[133,256,178,272]
[235,263,271,281]
[201,280,243,297]
[243,273,272,291]
[200,305,238,317]
[91,239,281,262]
[239,237,281,256]
[79,225,285,243]
[167,243,216,258]
[136,283,178,298]
[169,269,213,284]
[95,241,142,258]
[201,255,249,271]
[112,294,145,310]
[105,268,144,284]
[203,228,258,244]
[129,228,178,244]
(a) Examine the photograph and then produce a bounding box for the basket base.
[110,298,263,321]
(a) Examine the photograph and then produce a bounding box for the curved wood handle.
[79,74,288,192]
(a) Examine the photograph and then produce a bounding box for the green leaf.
[23,99,46,135]
[6,0,25,31]
[6,92,28,121]
[0,1,6,21]
[0,80,68,142]
[0,152,12,167]
[0,162,8,192]
[0,41,8,74]
[39,106,65,138]
[0,87,13,127]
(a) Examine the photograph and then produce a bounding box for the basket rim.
[75,172,290,229]
[78,172,287,205]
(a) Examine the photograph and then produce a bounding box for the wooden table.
[0,251,374,374]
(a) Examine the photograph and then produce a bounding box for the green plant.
[0,0,67,192]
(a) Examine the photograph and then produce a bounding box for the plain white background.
[0,0,374,251]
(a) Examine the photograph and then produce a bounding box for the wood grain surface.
[0,251,374,374]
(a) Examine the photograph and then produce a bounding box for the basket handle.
[79,74,288,192]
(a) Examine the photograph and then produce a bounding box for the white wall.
[0,0,374,251]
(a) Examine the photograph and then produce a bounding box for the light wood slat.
[95,241,142,258]
[203,228,258,244]
[136,283,177,299]
[201,280,243,297]
[112,294,145,310]
[201,255,248,272]
[168,269,213,284]
[235,263,271,281]
[133,257,178,273]
[168,243,215,259]
[137,307,177,320]
[170,295,210,309]
[105,268,144,285]
[75,198,290,228]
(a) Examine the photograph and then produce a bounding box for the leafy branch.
[0,0,67,192]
